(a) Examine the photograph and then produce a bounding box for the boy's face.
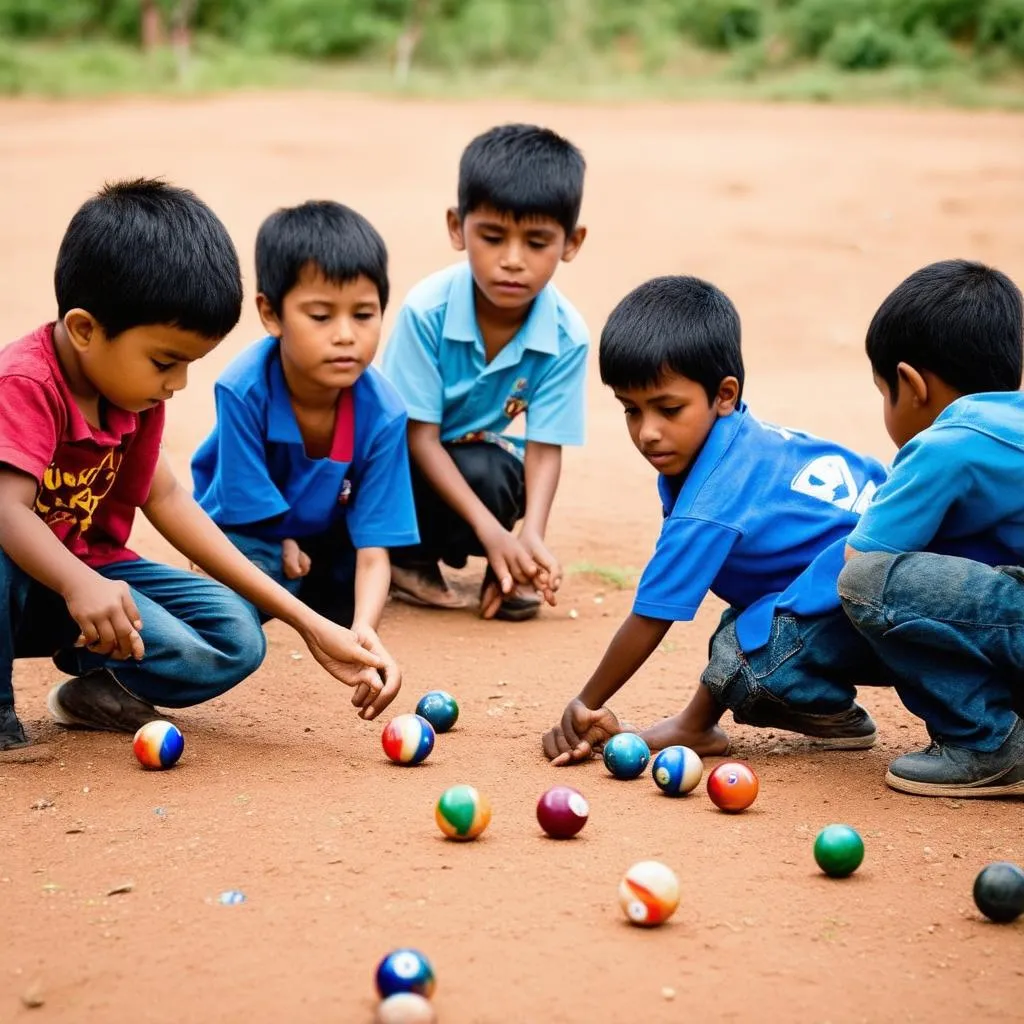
[448,206,585,313]
[614,371,740,478]
[258,266,382,392]
[65,314,219,413]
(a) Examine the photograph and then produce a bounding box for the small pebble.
[218,890,246,905]
[662,987,676,1001]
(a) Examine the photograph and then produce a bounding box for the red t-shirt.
[0,324,164,567]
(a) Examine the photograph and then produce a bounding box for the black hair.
[457,123,585,237]
[599,276,745,402]
[55,178,242,340]
[866,259,1023,397]
[255,200,389,315]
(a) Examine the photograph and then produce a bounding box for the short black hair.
[55,178,242,340]
[867,259,1023,396]
[256,200,389,315]
[457,124,585,237]
[599,276,745,402]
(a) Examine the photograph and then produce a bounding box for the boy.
[0,180,387,753]
[192,200,417,686]
[839,260,1024,798]
[381,123,589,621]
[543,276,889,765]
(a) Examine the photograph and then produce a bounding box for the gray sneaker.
[886,718,1024,798]
[48,669,162,734]
[734,699,877,750]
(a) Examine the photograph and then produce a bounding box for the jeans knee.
[838,552,894,630]
[214,606,267,685]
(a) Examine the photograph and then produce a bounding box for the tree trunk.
[140,0,165,52]
[170,0,197,81]
[395,0,433,84]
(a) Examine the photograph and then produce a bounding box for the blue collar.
[441,263,561,357]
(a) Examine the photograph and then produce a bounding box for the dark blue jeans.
[0,550,266,710]
[701,605,890,728]
[223,530,356,627]
[839,552,1024,752]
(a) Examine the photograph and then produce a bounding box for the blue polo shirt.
[191,336,419,549]
[849,392,1024,565]
[634,404,888,653]
[380,262,589,449]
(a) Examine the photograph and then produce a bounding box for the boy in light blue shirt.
[192,201,418,718]
[544,276,889,764]
[381,124,588,622]
[839,259,1024,798]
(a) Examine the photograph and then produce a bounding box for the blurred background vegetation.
[1,0,1023,105]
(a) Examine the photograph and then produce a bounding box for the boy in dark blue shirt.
[192,202,418,710]
[543,276,888,764]
[839,259,1024,798]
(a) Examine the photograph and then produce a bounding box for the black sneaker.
[886,718,1024,798]
[0,703,29,750]
[734,700,877,750]
[47,669,162,734]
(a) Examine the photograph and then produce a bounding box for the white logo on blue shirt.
[791,455,868,512]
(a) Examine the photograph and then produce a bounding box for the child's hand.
[298,614,385,697]
[65,576,145,661]
[518,529,562,607]
[282,538,311,580]
[478,523,538,598]
[542,698,621,766]
[347,623,402,721]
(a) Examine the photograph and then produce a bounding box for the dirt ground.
[1,93,1023,1024]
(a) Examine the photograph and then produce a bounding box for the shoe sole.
[804,730,877,751]
[885,769,1024,798]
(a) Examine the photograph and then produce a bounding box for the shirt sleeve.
[193,385,290,527]
[847,428,964,554]
[0,375,62,481]
[380,304,444,425]
[347,411,421,549]
[524,342,588,446]
[633,517,740,621]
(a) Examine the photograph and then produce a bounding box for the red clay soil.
[1,94,1023,1024]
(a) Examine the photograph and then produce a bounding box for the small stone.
[106,882,133,896]
[82,786,90,794]
[31,798,54,811]
[21,981,44,1009]
[290,652,303,660]
[568,609,578,619]
[662,987,676,1001]
[218,889,246,905]
[65,826,84,835]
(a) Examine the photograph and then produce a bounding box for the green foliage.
[823,17,905,70]
[675,0,763,50]
[0,0,1022,77]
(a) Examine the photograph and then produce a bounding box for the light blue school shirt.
[191,335,419,548]
[634,404,888,653]
[380,262,589,450]
[849,392,1024,565]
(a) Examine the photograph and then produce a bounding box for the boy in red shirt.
[0,179,389,753]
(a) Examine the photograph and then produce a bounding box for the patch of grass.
[567,561,641,590]
[0,37,1022,109]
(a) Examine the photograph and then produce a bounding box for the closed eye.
[151,359,173,372]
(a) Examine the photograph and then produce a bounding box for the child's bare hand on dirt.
[543,698,621,765]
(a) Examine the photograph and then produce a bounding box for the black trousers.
[391,442,526,571]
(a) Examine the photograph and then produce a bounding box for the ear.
[714,376,740,417]
[896,362,928,406]
[560,225,587,264]
[256,293,283,339]
[446,208,466,252]
[62,309,105,354]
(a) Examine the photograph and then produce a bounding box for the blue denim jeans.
[701,605,890,728]
[223,530,356,627]
[839,552,1024,752]
[0,549,266,710]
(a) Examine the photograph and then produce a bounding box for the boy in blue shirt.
[381,124,589,621]
[839,260,1024,798]
[543,276,889,765]
[192,201,418,707]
